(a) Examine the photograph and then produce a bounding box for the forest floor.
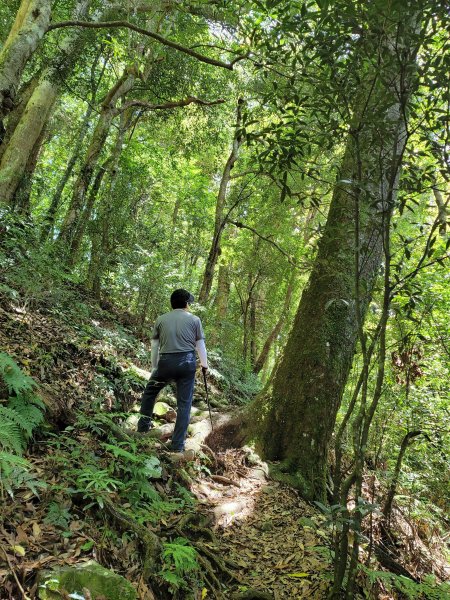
[0,282,448,599]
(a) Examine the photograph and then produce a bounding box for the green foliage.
[0,353,46,496]
[0,352,37,395]
[362,566,450,600]
[44,502,73,531]
[159,537,200,592]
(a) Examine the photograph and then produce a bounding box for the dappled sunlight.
[189,447,333,598]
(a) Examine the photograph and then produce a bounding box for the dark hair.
[170,288,194,309]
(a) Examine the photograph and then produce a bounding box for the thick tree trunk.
[0,0,92,205]
[198,99,243,304]
[0,73,39,158]
[11,125,49,214]
[255,6,421,500]
[0,0,51,122]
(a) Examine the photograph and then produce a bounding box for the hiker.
[137,288,208,453]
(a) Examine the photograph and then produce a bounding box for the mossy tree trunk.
[0,0,92,205]
[0,0,51,124]
[255,4,422,501]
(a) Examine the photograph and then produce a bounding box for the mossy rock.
[38,560,137,600]
[153,401,172,416]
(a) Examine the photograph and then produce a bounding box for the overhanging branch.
[120,96,225,112]
[229,220,302,269]
[46,20,247,70]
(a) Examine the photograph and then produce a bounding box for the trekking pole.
[202,367,214,431]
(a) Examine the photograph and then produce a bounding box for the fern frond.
[0,452,29,474]
[0,419,25,453]
[0,352,36,394]
[7,397,45,436]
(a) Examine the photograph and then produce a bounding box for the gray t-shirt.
[152,309,205,353]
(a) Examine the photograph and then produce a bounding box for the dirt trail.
[147,400,333,599]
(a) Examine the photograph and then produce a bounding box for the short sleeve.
[152,318,160,339]
[195,317,205,341]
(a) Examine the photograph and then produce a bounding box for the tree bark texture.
[0,0,51,122]
[0,73,39,158]
[198,98,243,304]
[0,0,92,205]
[255,5,422,500]
[11,124,48,214]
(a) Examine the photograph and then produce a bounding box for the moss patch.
[38,560,137,600]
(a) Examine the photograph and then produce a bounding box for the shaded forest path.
[0,291,333,599]
[1,286,448,599]
[141,397,333,599]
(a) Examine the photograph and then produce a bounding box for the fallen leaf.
[287,572,309,578]
[32,522,41,539]
[10,545,26,557]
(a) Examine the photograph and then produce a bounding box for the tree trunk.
[40,46,106,241]
[68,158,111,263]
[382,431,423,522]
[0,0,92,205]
[86,111,132,293]
[56,67,138,251]
[11,124,49,214]
[198,99,243,304]
[216,263,231,320]
[432,185,448,236]
[0,73,39,157]
[255,6,421,501]
[0,0,51,122]
[253,275,295,375]
[40,102,95,241]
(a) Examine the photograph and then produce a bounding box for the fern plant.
[159,537,200,592]
[0,352,46,495]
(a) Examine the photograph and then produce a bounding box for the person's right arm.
[150,318,160,375]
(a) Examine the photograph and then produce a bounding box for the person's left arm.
[195,318,208,370]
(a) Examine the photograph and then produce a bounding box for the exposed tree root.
[232,590,274,600]
[103,497,160,579]
[196,553,226,599]
[193,540,241,582]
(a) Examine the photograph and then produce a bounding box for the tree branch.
[46,20,246,70]
[229,220,301,269]
[120,96,224,113]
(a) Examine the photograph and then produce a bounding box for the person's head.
[170,288,194,309]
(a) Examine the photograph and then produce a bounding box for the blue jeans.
[138,351,196,451]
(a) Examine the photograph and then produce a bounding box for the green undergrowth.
[0,352,46,498]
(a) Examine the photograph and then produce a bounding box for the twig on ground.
[1,545,32,600]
